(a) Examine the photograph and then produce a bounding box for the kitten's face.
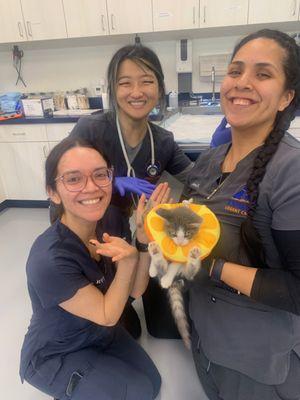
[156,207,202,246]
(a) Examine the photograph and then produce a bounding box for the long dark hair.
[107,44,166,111]
[46,136,111,222]
[233,29,300,265]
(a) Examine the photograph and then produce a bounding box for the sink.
[180,103,221,115]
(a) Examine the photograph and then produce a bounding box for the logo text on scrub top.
[225,186,250,216]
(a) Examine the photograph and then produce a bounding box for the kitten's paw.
[160,275,174,289]
[188,247,201,260]
[185,247,201,280]
[148,241,161,256]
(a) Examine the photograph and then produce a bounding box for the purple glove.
[210,117,232,148]
[114,177,155,199]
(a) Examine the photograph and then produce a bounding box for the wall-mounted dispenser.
[176,39,192,73]
[176,39,192,94]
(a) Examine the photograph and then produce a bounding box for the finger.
[102,233,111,243]
[89,239,101,247]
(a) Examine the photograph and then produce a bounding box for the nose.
[235,72,253,91]
[82,175,102,192]
[130,82,143,98]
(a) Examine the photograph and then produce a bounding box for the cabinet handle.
[42,145,48,158]
[18,22,24,37]
[110,14,115,30]
[26,21,32,37]
[101,14,105,31]
[193,6,196,25]
[203,5,206,23]
[12,132,26,136]
[292,0,297,16]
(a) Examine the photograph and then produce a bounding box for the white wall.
[0,34,241,96]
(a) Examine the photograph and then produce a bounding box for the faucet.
[211,65,216,103]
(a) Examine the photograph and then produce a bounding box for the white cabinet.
[63,0,109,38]
[248,0,300,24]
[0,124,49,200]
[20,0,67,41]
[152,0,199,31]
[199,0,248,28]
[0,0,27,43]
[46,123,75,143]
[107,0,153,35]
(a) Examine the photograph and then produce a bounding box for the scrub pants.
[191,325,300,400]
[24,327,161,400]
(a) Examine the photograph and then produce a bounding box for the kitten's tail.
[168,282,191,349]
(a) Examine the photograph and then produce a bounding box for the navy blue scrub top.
[20,219,115,383]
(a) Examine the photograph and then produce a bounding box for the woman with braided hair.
[183,29,300,399]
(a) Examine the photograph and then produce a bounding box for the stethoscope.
[116,114,160,178]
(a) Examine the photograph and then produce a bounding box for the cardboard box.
[21,97,54,117]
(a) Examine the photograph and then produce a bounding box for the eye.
[93,168,110,181]
[228,69,241,77]
[64,172,83,185]
[257,72,271,79]
[118,80,131,86]
[142,80,155,85]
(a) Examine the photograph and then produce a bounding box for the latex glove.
[114,177,155,199]
[210,117,232,148]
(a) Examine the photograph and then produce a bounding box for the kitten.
[148,201,202,348]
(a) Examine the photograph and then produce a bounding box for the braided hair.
[233,30,300,266]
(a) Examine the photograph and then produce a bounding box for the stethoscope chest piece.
[146,163,160,177]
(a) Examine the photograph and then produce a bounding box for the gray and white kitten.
[148,201,202,348]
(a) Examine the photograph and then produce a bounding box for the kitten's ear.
[155,208,171,220]
[189,222,202,230]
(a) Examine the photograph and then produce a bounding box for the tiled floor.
[0,207,208,400]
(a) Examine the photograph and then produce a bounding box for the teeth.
[232,98,252,106]
[80,199,100,205]
[129,101,145,106]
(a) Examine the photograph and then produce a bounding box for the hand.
[136,182,171,244]
[114,177,155,199]
[210,117,232,148]
[89,233,138,263]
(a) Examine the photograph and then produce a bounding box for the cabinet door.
[152,0,199,31]
[21,0,67,40]
[0,141,49,200]
[0,0,27,43]
[107,0,153,35]
[63,0,109,38]
[248,0,300,23]
[46,123,75,142]
[200,0,248,27]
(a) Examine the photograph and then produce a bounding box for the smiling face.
[49,147,112,227]
[115,59,159,123]
[221,38,294,135]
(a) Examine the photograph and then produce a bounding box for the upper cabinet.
[199,0,248,28]
[248,0,300,23]
[20,0,67,40]
[106,0,153,35]
[63,0,109,38]
[0,0,27,43]
[152,0,199,31]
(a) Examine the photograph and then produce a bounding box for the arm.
[166,139,194,185]
[213,230,300,315]
[59,236,138,326]
[130,182,171,298]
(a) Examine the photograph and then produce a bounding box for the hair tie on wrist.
[135,238,148,252]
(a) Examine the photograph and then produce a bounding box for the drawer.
[46,123,76,142]
[0,124,47,142]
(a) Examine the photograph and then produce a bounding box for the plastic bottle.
[169,91,178,109]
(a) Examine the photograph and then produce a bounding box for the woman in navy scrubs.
[20,135,169,400]
[68,44,194,340]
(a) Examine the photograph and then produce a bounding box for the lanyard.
[116,114,155,177]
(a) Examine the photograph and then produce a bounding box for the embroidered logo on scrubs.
[95,277,105,286]
[225,186,250,216]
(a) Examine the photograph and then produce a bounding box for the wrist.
[135,237,148,252]
[210,258,226,283]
